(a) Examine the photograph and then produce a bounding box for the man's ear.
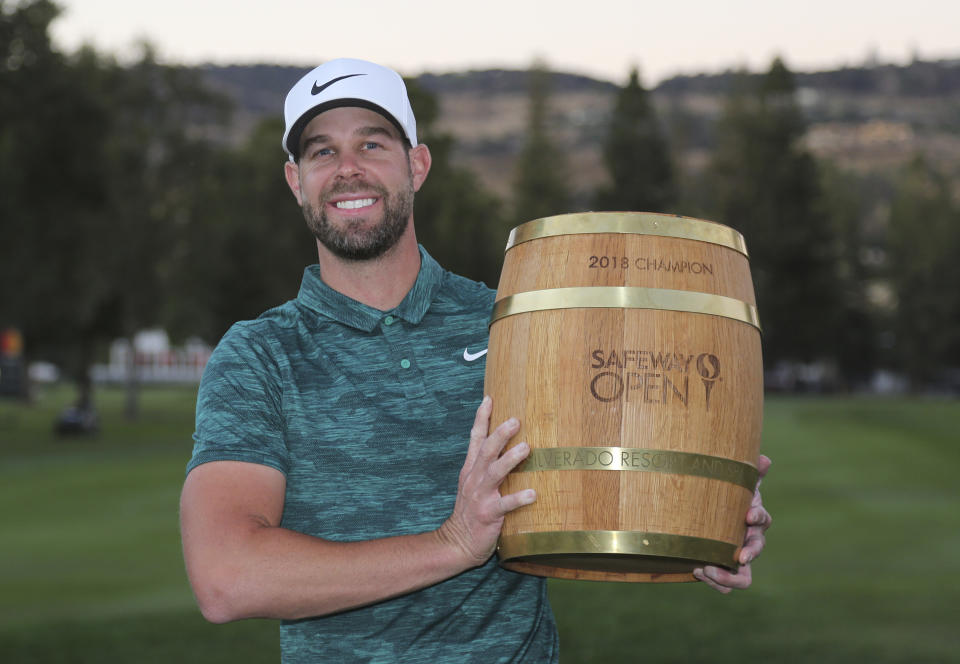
[409,144,432,193]
[284,160,303,205]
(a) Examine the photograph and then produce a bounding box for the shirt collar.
[296,245,444,332]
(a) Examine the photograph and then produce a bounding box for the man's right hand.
[437,396,536,568]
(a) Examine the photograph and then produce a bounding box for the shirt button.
[400,359,411,369]
[384,315,395,326]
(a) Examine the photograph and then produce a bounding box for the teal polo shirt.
[188,246,558,663]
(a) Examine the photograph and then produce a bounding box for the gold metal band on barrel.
[515,447,759,491]
[506,212,749,257]
[497,530,739,570]
[489,286,761,331]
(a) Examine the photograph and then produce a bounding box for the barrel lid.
[506,212,749,257]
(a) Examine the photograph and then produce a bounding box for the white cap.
[282,58,418,160]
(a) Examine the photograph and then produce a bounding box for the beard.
[302,176,415,262]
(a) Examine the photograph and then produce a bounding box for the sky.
[49,0,960,85]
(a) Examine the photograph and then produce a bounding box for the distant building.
[91,329,212,384]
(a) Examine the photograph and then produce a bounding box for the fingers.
[442,398,534,568]
[740,496,771,564]
[694,563,753,593]
[695,454,773,591]
[497,485,537,513]
[738,454,773,565]
[748,500,772,528]
[480,418,521,465]
[460,396,531,515]
[464,396,495,469]
[466,396,522,463]
[757,454,772,481]
[739,523,767,564]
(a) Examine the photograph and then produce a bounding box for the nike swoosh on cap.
[311,73,366,95]
[463,348,488,362]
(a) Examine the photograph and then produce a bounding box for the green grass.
[0,385,280,662]
[1,387,958,662]
[550,397,960,663]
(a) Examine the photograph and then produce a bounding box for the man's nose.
[334,151,364,179]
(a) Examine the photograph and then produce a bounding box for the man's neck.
[314,228,422,312]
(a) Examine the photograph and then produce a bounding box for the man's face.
[286,106,427,262]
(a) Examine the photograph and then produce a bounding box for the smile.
[335,198,376,210]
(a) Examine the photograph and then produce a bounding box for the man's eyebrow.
[356,125,400,141]
[300,133,330,154]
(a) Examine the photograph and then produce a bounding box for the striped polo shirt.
[188,246,558,663]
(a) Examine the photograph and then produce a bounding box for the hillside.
[194,59,960,203]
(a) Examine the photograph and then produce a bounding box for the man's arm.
[180,396,533,622]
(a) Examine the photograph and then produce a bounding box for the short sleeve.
[186,323,290,476]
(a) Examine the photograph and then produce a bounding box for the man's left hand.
[693,454,773,593]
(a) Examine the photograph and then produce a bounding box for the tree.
[161,116,316,345]
[512,61,572,224]
[885,157,960,390]
[405,78,507,287]
[1,0,114,407]
[705,58,841,371]
[0,1,228,414]
[818,164,882,389]
[594,66,676,213]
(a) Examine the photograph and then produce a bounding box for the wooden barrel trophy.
[485,212,763,582]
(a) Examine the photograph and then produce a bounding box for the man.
[179,58,772,663]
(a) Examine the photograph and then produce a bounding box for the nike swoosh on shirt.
[463,348,488,362]
[311,73,366,95]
